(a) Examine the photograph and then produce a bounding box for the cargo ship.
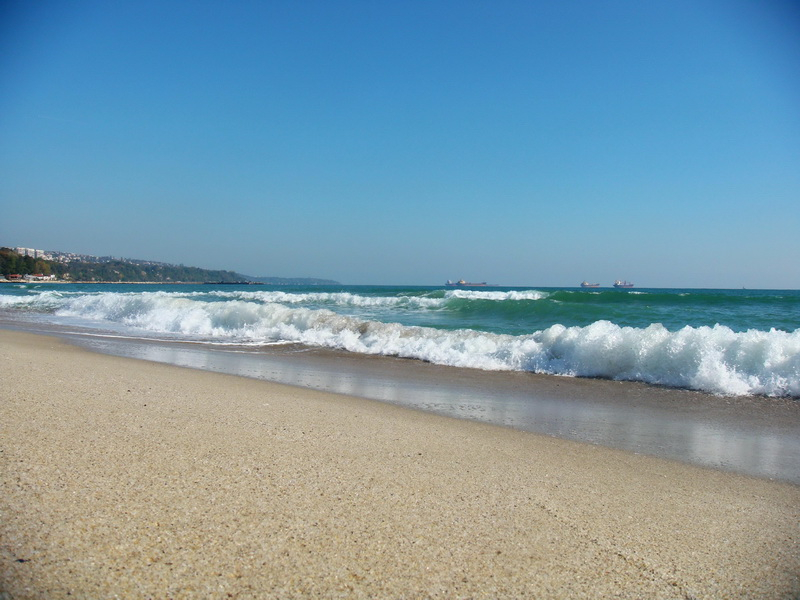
[613,280,634,288]
[446,279,488,287]
[580,281,600,288]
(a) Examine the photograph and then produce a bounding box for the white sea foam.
[3,290,798,397]
[444,289,548,301]
[0,289,67,310]
[206,290,447,309]
[213,288,549,307]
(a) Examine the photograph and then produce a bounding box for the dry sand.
[1,330,798,599]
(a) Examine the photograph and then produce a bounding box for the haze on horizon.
[1,0,799,289]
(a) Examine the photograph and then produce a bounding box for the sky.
[1,0,799,288]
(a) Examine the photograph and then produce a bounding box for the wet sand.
[45,324,800,484]
[1,330,799,598]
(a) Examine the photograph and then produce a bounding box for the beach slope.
[1,330,798,598]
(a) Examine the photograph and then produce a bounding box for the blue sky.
[1,0,799,287]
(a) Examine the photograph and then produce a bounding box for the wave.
[2,289,797,397]
[0,288,550,314]
[0,288,444,310]
[207,290,445,309]
[549,288,800,307]
[444,289,549,301]
[207,288,550,310]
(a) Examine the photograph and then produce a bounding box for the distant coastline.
[0,278,341,286]
[1,246,339,285]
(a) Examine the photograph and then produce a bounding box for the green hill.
[1,247,340,284]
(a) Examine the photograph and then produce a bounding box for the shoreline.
[0,279,239,285]
[7,319,799,484]
[1,329,799,598]
[2,280,800,290]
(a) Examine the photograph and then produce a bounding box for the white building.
[14,247,40,258]
[23,273,56,281]
[13,247,53,260]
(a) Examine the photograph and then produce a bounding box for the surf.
[1,286,797,397]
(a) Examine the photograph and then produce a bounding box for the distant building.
[24,273,56,281]
[13,247,53,260]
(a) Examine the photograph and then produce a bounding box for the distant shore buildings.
[12,247,82,263]
[9,246,157,265]
[1,273,57,282]
[13,247,52,260]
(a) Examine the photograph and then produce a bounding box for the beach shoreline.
[5,315,799,484]
[1,329,799,598]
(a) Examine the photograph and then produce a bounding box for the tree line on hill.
[0,248,52,277]
[0,248,244,283]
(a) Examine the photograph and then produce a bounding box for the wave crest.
[445,289,548,301]
[3,289,797,397]
[32,292,800,396]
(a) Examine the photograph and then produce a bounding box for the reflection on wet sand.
[49,331,800,485]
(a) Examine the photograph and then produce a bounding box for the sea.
[1,282,798,398]
[3,281,800,482]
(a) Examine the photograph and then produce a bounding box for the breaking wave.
[1,289,797,397]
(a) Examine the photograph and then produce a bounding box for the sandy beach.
[1,330,798,598]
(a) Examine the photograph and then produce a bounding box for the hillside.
[0,248,338,285]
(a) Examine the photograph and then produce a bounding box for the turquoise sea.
[1,283,799,397]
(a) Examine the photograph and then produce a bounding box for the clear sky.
[1,0,799,287]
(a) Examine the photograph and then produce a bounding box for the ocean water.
[1,283,799,398]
